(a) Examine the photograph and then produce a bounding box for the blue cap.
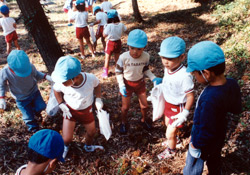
[7,50,32,77]
[0,5,9,15]
[29,129,65,162]
[93,6,101,14]
[158,36,186,58]
[107,9,118,19]
[51,55,81,83]
[127,29,147,48]
[187,41,225,72]
[76,0,84,5]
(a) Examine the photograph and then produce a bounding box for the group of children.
[0,1,242,175]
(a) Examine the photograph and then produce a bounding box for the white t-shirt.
[70,11,88,28]
[15,164,27,175]
[100,1,112,13]
[53,72,99,110]
[115,51,152,81]
[0,17,16,36]
[0,0,7,6]
[161,64,194,105]
[103,23,126,41]
[96,12,108,26]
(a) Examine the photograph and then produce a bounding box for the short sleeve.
[53,83,62,92]
[182,73,194,94]
[103,24,110,35]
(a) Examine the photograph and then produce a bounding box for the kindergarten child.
[183,41,242,174]
[0,50,52,133]
[70,0,95,59]
[15,129,65,175]
[51,55,104,158]
[100,0,112,13]
[157,36,194,160]
[115,29,162,134]
[0,5,20,54]
[91,6,108,53]
[102,9,126,78]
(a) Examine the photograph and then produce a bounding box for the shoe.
[67,23,73,26]
[92,53,96,58]
[84,145,104,152]
[161,137,181,148]
[63,145,69,159]
[120,123,127,134]
[140,120,152,131]
[157,147,177,160]
[81,55,86,59]
[102,67,108,78]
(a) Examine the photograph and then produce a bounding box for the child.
[0,5,20,54]
[51,55,104,158]
[183,41,241,174]
[100,0,112,13]
[91,6,108,53]
[102,9,126,78]
[15,129,65,175]
[157,36,195,160]
[85,0,96,14]
[70,0,95,59]
[63,0,74,26]
[115,29,162,134]
[0,50,52,133]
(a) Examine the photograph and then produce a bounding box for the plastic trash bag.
[89,26,96,43]
[96,109,112,140]
[148,84,165,122]
[46,87,59,116]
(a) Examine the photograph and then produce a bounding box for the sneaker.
[157,147,177,160]
[84,145,104,152]
[67,23,73,26]
[102,67,108,78]
[92,53,96,58]
[81,55,86,59]
[120,123,127,134]
[161,137,181,148]
[140,120,152,131]
[63,145,69,159]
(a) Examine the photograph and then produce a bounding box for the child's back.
[101,0,112,13]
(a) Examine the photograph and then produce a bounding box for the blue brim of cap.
[186,66,194,73]
[58,156,65,162]
[158,52,180,58]
[51,71,67,83]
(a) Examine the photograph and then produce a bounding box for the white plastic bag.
[148,84,165,122]
[96,109,112,140]
[89,26,96,43]
[46,87,59,116]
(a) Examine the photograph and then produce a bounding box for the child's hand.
[45,75,53,82]
[95,98,103,111]
[119,86,127,97]
[152,77,162,85]
[171,109,189,127]
[0,98,6,110]
[59,103,72,119]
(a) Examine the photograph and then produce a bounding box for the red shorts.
[122,78,146,97]
[67,105,94,125]
[76,27,90,39]
[63,8,68,13]
[164,101,185,128]
[96,25,104,39]
[105,40,121,55]
[5,31,18,43]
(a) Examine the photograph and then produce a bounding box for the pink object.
[102,67,108,78]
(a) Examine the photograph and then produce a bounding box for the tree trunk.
[16,0,64,73]
[131,0,143,23]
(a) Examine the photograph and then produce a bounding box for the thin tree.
[16,0,64,73]
[132,0,143,23]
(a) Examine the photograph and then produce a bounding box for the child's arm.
[144,69,162,85]
[94,84,103,111]
[171,91,194,127]
[0,71,6,110]
[13,23,17,29]
[53,89,72,119]
[115,57,127,97]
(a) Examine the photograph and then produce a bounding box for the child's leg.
[137,92,148,122]
[183,149,204,175]
[83,120,96,145]
[104,53,112,70]
[121,96,131,124]
[101,36,106,52]
[85,37,95,56]
[62,118,76,145]
[13,40,20,50]
[78,38,85,57]
[6,42,11,54]
[166,124,177,149]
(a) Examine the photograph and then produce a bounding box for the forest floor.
[0,0,249,174]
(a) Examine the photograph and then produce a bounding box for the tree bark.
[16,0,64,73]
[131,0,143,23]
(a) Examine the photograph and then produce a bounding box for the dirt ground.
[0,0,249,174]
